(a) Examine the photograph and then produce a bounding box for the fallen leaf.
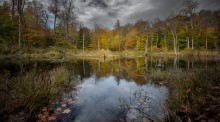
[61,103,67,107]
[48,107,53,111]
[62,109,71,114]
[67,100,75,105]
[38,114,47,121]
[42,111,49,117]
[48,116,56,121]
[42,107,47,112]
[56,107,62,111]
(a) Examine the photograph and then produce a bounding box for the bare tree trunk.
[18,0,25,49]
[187,37,190,49]
[151,33,153,52]
[206,36,208,50]
[83,34,85,54]
[108,37,110,50]
[192,37,194,49]
[66,20,69,42]
[19,15,21,49]
[54,15,57,30]
[174,57,177,70]
[118,34,120,51]
[98,36,100,51]
[11,0,15,19]
[176,33,178,55]
[164,33,168,52]
[145,34,149,55]
[171,31,177,56]
[156,33,158,49]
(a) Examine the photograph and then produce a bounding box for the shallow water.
[0,57,219,121]
[57,76,167,122]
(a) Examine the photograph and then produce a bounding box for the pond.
[0,57,219,121]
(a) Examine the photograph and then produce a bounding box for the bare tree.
[144,20,150,55]
[60,0,76,42]
[168,12,178,56]
[11,0,16,19]
[181,0,199,49]
[48,0,60,30]
[17,0,25,49]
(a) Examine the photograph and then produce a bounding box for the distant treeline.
[0,0,219,55]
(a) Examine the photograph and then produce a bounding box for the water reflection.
[59,76,167,122]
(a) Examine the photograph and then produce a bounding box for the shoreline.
[1,49,220,60]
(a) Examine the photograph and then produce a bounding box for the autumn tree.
[60,0,76,43]
[181,0,199,49]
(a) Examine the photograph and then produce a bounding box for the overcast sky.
[75,0,220,29]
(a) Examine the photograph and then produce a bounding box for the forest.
[0,0,219,58]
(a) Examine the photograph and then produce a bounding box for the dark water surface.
[0,57,219,122]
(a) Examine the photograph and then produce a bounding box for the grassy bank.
[149,67,220,121]
[0,66,75,121]
[1,46,220,60]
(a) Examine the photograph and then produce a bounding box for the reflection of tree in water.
[73,60,92,81]
[117,89,163,121]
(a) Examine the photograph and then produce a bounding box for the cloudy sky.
[75,0,220,29]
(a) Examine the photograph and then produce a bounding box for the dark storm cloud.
[76,0,220,29]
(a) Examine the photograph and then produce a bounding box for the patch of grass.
[0,66,75,120]
[150,67,220,121]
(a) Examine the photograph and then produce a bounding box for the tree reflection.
[118,89,162,121]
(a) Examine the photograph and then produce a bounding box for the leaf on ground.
[48,116,56,121]
[67,100,75,105]
[42,111,49,117]
[61,103,67,107]
[62,108,71,114]
[56,107,62,111]
[38,114,47,121]
[42,107,47,112]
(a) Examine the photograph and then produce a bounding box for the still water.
[0,57,219,122]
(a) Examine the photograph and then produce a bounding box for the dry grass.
[150,67,220,121]
[0,66,74,119]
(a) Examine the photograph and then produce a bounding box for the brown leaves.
[62,108,71,114]
[37,98,76,121]
[37,107,60,121]
[38,112,49,121]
